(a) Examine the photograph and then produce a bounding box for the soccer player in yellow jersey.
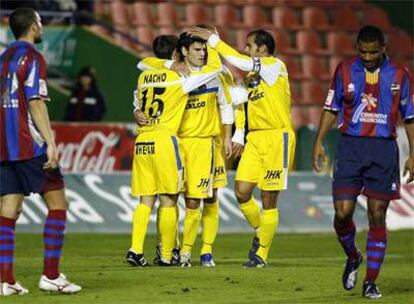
[139,33,234,267]
[189,27,296,267]
[126,34,223,266]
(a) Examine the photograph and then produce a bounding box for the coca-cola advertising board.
[52,122,136,172]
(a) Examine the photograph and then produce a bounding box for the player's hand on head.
[185,27,214,41]
[312,142,327,173]
[171,62,191,77]
[232,142,244,158]
[403,157,414,183]
[44,145,58,170]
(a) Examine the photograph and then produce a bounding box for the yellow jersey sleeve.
[208,34,286,86]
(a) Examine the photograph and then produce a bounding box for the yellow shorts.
[212,135,227,189]
[131,130,183,196]
[236,129,296,191]
[181,137,214,199]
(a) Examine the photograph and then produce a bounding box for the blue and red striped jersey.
[0,41,50,162]
[324,56,414,138]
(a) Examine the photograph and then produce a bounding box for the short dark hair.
[357,25,385,46]
[9,7,37,39]
[176,32,206,61]
[152,35,178,59]
[248,29,275,55]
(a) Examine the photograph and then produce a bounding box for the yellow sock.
[239,197,261,229]
[201,201,219,255]
[181,207,201,254]
[256,209,279,262]
[159,206,178,262]
[130,204,152,254]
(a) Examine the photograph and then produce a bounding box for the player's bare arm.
[312,110,338,172]
[403,121,414,183]
[28,99,58,169]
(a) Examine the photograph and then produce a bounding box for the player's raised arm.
[137,57,191,77]
[187,27,285,86]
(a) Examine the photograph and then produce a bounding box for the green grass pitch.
[2,230,413,303]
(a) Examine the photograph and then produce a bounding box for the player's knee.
[334,211,353,223]
[235,188,250,204]
[261,191,279,209]
[368,208,386,225]
[205,190,218,204]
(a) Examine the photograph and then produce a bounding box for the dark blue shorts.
[333,135,400,201]
[0,154,64,196]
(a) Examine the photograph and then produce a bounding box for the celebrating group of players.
[126,26,296,269]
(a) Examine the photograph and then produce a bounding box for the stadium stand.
[90,0,412,128]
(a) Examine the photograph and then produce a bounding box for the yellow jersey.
[134,47,223,135]
[136,56,233,138]
[208,35,293,131]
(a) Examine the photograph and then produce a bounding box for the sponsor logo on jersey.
[347,83,355,93]
[264,170,283,180]
[248,89,264,102]
[197,178,210,188]
[391,82,400,95]
[214,166,225,176]
[135,142,155,155]
[325,89,335,106]
[352,92,387,124]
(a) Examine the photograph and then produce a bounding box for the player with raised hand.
[126,33,223,266]
[186,27,296,267]
[138,31,234,267]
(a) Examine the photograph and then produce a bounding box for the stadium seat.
[326,32,354,55]
[110,1,129,26]
[361,4,391,30]
[236,29,249,51]
[156,2,178,27]
[302,7,331,30]
[158,26,176,35]
[184,3,212,26]
[214,4,241,27]
[278,55,303,81]
[131,2,153,26]
[329,56,346,77]
[243,5,267,27]
[308,106,323,126]
[272,30,299,55]
[332,7,360,31]
[93,0,105,16]
[289,80,301,103]
[272,6,303,30]
[387,29,414,58]
[291,106,309,128]
[135,27,155,50]
[302,55,330,80]
[300,81,327,105]
[296,31,327,55]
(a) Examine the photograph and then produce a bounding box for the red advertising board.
[52,122,136,172]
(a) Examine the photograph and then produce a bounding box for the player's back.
[136,68,187,135]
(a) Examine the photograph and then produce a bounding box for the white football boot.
[39,273,81,294]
